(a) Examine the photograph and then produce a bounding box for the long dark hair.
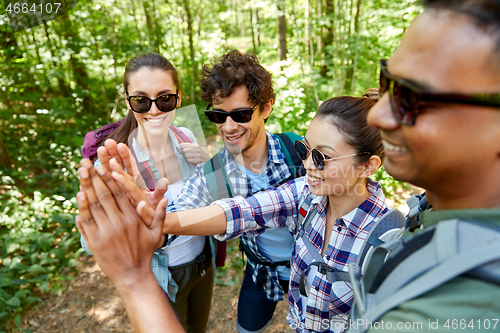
[90,53,179,162]
[315,88,384,165]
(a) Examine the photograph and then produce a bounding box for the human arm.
[75,161,184,333]
[157,178,306,241]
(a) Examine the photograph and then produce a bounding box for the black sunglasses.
[379,59,500,126]
[294,140,369,171]
[204,103,258,124]
[126,93,179,113]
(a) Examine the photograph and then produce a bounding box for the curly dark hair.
[200,50,276,116]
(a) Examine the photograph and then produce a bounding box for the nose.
[222,115,239,133]
[303,151,317,171]
[367,93,400,130]
[149,100,162,115]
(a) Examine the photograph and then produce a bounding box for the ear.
[125,93,131,111]
[261,99,273,121]
[359,155,381,178]
[177,91,182,108]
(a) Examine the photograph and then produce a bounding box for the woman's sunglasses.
[294,140,369,171]
[379,59,500,126]
[127,93,179,113]
[204,103,258,124]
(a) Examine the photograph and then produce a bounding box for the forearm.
[115,272,185,333]
[163,205,227,236]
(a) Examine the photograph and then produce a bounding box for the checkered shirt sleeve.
[215,177,389,332]
[165,132,297,302]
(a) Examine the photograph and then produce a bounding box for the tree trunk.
[250,5,257,54]
[182,0,197,102]
[130,0,142,38]
[42,23,69,96]
[290,0,304,79]
[348,0,363,94]
[320,0,334,78]
[143,1,156,50]
[57,4,93,112]
[277,1,287,60]
[0,135,12,169]
[255,8,261,46]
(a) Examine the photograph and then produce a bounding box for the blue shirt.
[238,163,294,280]
[166,131,296,302]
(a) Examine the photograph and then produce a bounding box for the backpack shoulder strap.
[203,153,234,200]
[295,195,351,296]
[405,193,430,231]
[295,193,315,239]
[348,219,500,332]
[356,208,406,271]
[169,125,197,167]
[130,145,156,191]
[169,125,194,144]
[275,132,306,179]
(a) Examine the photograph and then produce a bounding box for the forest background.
[0,0,421,331]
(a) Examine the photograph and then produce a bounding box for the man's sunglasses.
[379,59,500,126]
[294,140,369,171]
[126,93,179,113]
[204,103,258,124]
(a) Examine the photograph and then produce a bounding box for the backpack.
[82,118,195,191]
[294,193,405,297]
[203,132,306,268]
[347,194,500,333]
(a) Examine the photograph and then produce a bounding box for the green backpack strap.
[275,132,306,180]
[204,153,234,201]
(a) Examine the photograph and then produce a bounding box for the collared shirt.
[166,131,295,301]
[130,128,196,183]
[213,176,388,332]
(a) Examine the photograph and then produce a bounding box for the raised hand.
[75,160,183,333]
[179,142,210,164]
[108,158,168,215]
[76,160,168,282]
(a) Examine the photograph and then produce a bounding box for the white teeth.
[147,118,164,124]
[226,132,244,140]
[383,140,408,153]
[308,175,324,182]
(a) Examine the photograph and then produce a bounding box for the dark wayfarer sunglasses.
[379,59,500,126]
[204,103,258,124]
[295,140,369,171]
[127,93,179,113]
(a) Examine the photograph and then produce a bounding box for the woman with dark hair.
[160,91,400,332]
[81,53,212,333]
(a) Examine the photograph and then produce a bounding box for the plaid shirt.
[166,131,295,302]
[213,176,388,332]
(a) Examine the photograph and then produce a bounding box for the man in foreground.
[347,0,500,331]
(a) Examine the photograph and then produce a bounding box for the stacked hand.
[76,158,168,284]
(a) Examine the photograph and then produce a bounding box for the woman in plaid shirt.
[162,91,393,332]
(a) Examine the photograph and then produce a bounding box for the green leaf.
[27,265,47,273]
[6,297,21,307]
[15,313,21,328]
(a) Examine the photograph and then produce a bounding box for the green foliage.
[0,176,81,331]
[373,166,411,204]
[215,239,244,287]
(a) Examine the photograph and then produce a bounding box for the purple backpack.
[82,118,125,160]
